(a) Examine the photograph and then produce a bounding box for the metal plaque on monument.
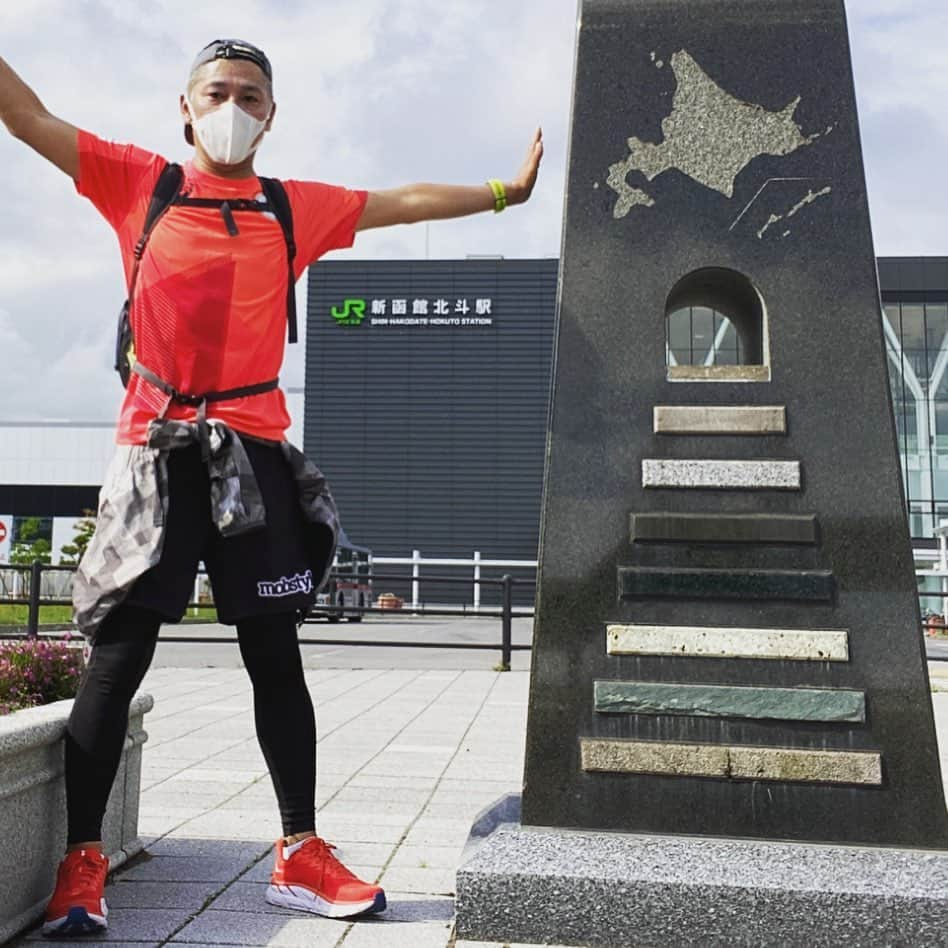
[456,1,948,944]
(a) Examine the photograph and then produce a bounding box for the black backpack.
[115,162,298,387]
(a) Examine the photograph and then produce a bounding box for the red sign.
[0,522,6,543]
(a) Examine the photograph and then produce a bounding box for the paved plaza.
[9,621,948,947]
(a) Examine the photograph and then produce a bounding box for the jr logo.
[331,299,367,326]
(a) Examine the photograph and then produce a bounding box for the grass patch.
[181,607,220,623]
[0,604,219,628]
[0,604,74,626]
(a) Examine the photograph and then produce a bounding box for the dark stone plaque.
[630,512,819,544]
[619,566,835,600]
[521,0,948,846]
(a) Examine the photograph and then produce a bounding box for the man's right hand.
[1,56,79,180]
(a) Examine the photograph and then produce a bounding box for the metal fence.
[0,562,76,638]
[915,543,948,632]
[0,559,536,668]
[371,552,538,610]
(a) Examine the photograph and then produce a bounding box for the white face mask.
[187,97,268,165]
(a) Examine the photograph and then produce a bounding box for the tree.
[9,517,53,566]
[59,510,97,566]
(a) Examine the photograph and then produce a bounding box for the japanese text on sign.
[369,298,493,328]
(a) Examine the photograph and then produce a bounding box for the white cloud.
[847,2,948,254]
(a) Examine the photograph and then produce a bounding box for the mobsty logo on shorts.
[258,570,314,598]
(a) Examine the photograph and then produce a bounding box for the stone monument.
[456,1,948,944]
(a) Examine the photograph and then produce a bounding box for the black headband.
[190,39,273,82]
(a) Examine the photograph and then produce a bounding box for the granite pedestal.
[456,823,948,948]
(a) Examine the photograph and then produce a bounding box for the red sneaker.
[266,836,386,918]
[42,848,109,936]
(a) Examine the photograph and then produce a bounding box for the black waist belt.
[132,362,279,460]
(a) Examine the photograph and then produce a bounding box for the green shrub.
[0,637,84,716]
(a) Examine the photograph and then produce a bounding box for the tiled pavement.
[10,663,948,948]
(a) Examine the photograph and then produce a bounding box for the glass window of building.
[666,306,744,366]
[884,292,948,538]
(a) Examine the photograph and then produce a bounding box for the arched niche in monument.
[666,267,770,381]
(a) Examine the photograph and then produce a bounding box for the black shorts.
[124,439,317,624]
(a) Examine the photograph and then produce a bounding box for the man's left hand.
[506,127,544,206]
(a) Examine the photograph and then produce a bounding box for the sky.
[0,0,945,422]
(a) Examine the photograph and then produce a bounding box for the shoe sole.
[265,883,386,918]
[42,905,108,937]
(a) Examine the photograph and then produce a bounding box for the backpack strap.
[115,162,184,379]
[131,362,280,406]
[136,163,184,264]
[131,361,280,462]
[258,176,299,343]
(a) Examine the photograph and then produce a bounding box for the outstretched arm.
[1,55,79,180]
[356,128,543,232]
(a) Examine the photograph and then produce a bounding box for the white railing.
[0,567,74,600]
[370,550,537,610]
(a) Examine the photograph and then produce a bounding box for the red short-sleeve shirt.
[76,130,367,444]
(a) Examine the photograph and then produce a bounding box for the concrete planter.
[0,691,152,943]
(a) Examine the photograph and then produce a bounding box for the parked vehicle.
[312,528,372,622]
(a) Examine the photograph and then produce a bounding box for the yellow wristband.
[487,179,507,213]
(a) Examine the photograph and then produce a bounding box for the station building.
[2,257,946,577]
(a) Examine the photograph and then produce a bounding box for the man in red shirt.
[0,39,542,937]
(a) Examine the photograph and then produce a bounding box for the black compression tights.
[65,604,316,844]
